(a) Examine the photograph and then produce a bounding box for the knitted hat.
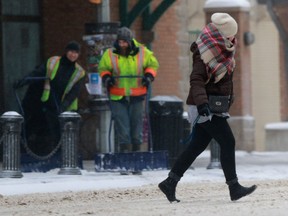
[211,13,238,38]
[65,41,81,53]
[117,27,133,42]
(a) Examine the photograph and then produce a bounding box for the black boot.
[158,172,180,203]
[227,179,257,201]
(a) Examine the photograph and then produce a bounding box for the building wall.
[177,0,206,109]
[250,2,281,150]
[42,0,97,65]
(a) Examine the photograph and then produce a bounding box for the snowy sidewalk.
[0,151,288,196]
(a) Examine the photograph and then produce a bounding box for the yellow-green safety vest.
[99,39,159,100]
[41,56,85,111]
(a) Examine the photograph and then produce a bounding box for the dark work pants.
[110,98,144,148]
[171,115,237,182]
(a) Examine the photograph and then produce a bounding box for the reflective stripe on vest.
[41,56,61,102]
[109,86,147,96]
[108,47,147,96]
[62,64,85,110]
[108,49,120,76]
[136,46,144,86]
[62,64,85,101]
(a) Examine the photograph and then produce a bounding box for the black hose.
[14,76,49,116]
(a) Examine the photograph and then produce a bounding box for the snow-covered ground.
[1,150,287,196]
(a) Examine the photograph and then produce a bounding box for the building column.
[204,0,255,151]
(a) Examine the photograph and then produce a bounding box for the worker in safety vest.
[13,41,86,156]
[98,27,159,159]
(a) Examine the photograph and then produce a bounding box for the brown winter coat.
[186,42,234,106]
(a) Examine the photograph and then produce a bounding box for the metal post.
[207,139,222,169]
[58,112,81,175]
[0,111,23,178]
[91,98,114,153]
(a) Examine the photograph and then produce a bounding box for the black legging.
[171,115,237,182]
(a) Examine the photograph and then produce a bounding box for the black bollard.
[207,139,222,169]
[0,111,23,178]
[58,112,81,175]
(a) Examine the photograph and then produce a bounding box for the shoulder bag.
[208,72,233,113]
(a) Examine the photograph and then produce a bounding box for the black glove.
[197,103,211,116]
[102,75,115,88]
[142,74,154,87]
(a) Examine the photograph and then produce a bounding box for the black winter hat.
[65,41,81,53]
[117,27,133,42]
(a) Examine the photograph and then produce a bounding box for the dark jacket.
[186,42,234,106]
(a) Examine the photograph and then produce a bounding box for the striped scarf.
[196,23,236,83]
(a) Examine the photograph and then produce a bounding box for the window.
[2,0,39,16]
[0,0,41,112]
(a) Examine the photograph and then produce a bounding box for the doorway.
[0,0,41,113]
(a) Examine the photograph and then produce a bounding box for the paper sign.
[86,73,102,95]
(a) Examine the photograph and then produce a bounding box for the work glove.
[102,75,115,88]
[142,74,154,87]
[197,103,211,117]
